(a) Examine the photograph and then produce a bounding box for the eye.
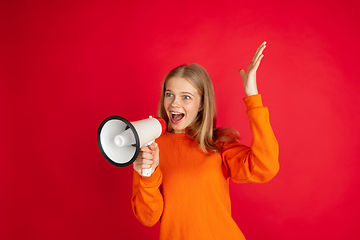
[165,92,173,98]
[183,95,191,100]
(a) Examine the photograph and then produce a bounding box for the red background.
[1,0,360,239]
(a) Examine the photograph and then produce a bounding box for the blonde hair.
[158,63,239,153]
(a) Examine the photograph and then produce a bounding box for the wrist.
[244,85,258,97]
[245,89,258,97]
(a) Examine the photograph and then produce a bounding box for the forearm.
[245,94,279,182]
[131,167,164,227]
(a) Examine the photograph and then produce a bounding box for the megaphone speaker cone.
[97,115,167,169]
[97,116,140,167]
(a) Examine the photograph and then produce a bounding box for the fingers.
[147,142,158,152]
[253,53,265,70]
[138,159,153,169]
[253,41,267,61]
[240,41,267,75]
[133,143,159,174]
[249,41,266,72]
[252,42,266,63]
[135,148,154,168]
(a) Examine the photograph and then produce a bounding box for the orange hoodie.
[131,94,279,240]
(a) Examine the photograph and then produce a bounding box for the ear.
[198,105,203,112]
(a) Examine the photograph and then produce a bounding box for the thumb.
[148,142,159,153]
[239,69,245,77]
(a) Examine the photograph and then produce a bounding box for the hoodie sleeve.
[221,94,279,183]
[131,166,164,226]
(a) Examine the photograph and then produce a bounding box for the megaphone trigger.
[144,139,155,147]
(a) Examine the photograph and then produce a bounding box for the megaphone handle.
[142,168,152,177]
[141,140,155,177]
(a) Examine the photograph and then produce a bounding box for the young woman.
[131,41,279,240]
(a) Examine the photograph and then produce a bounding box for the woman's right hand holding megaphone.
[133,142,159,176]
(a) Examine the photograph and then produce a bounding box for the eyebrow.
[165,89,195,97]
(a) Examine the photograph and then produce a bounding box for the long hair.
[157,63,239,153]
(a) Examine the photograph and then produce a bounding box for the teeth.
[171,112,183,115]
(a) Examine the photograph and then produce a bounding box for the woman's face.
[163,77,202,133]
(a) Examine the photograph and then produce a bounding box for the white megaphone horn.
[97,115,167,177]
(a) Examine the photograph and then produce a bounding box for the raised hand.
[239,41,267,97]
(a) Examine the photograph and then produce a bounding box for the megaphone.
[97,115,167,177]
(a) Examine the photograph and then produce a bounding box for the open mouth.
[170,112,185,123]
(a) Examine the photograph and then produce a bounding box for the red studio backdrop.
[1,0,360,239]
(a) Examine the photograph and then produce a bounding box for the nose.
[171,96,181,107]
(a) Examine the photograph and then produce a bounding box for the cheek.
[187,103,201,117]
[194,100,202,113]
[163,99,170,110]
